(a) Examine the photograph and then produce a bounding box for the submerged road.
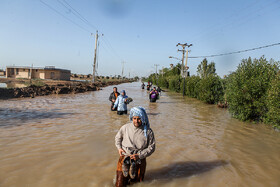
[0,82,279,187]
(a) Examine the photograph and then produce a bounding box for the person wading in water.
[141,82,145,89]
[149,87,159,102]
[115,107,155,187]
[113,90,129,115]
[109,87,120,111]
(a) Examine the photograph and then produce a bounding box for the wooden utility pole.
[154,64,160,85]
[176,43,192,77]
[176,42,192,96]
[121,61,125,79]
[92,30,99,82]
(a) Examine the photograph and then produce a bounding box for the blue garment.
[129,107,150,138]
[114,95,128,111]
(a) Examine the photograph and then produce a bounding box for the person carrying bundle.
[115,107,155,187]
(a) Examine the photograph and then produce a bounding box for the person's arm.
[138,130,156,159]
[109,93,113,102]
[113,97,119,109]
[115,126,126,156]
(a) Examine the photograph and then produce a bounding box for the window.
[51,72,54,79]
[16,68,19,75]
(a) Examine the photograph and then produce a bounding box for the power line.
[189,42,280,59]
[57,0,98,30]
[57,0,124,61]
[191,0,280,44]
[40,0,92,33]
[41,0,125,74]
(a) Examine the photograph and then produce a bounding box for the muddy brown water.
[0,82,279,187]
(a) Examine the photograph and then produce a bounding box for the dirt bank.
[0,79,134,99]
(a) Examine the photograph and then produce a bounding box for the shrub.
[197,75,224,104]
[158,76,169,88]
[226,56,279,121]
[183,75,201,98]
[264,73,280,128]
[168,75,181,92]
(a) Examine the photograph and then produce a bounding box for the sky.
[0,0,280,77]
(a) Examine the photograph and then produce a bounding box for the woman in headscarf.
[113,90,128,115]
[115,107,156,187]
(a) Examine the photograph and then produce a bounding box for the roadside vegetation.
[145,56,280,129]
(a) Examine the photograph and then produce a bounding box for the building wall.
[44,69,70,80]
[6,67,70,80]
[6,68,30,79]
[17,69,30,79]
[44,70,60,80]
[31,69,45,79]
[59,70,71,81]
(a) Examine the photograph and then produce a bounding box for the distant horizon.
[1,0,280,77]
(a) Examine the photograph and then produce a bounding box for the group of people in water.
[142,82,162,103]
[109,82,162,116]
[108,83,157,187]
[109,87,133,115]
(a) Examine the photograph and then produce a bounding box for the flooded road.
[0,82,279,187]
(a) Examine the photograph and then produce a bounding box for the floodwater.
[0,82,279,187]
[0,82,27,88]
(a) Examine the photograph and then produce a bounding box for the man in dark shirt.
[109,87,120,111]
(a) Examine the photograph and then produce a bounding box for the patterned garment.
[115,155,146,187]
[114,94,128,111]
[129,107,150,137]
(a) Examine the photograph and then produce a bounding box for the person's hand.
[112,99,115,102]
[130,154,139,160]
[118,149,126,156]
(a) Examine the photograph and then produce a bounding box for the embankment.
[0,79,133,99]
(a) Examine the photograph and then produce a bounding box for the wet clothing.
[114,95,128,112]
[115,122,155,159]
[149,90,158,102]
[115,155,146,187]
[157,87,162,95]
[109,91,120,111]
[117,110,127,115]
[150,98,157,102]
[115,107,155,187]
[141,83,145,89]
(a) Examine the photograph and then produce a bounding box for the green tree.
[226,56,279,121]
[264,73,280,128]
[197,58,216,78]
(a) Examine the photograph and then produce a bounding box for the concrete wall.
[44,69,70,80]
[60,70,71,81]
[31,69,45,79]
[6,68,30,79]
[6,67,70,80]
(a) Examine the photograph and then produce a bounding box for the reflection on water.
[0,82,279,187]
[0,83,6,88]
[0,82,26,88]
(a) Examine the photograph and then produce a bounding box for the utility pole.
[176,43,192,77]
[154,64,160,85]
[121,61,125,79]
[176,42,192,96]
[92,30,99,82]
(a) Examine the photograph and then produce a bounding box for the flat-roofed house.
[6,66,71,81]
[0,69,5,76]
